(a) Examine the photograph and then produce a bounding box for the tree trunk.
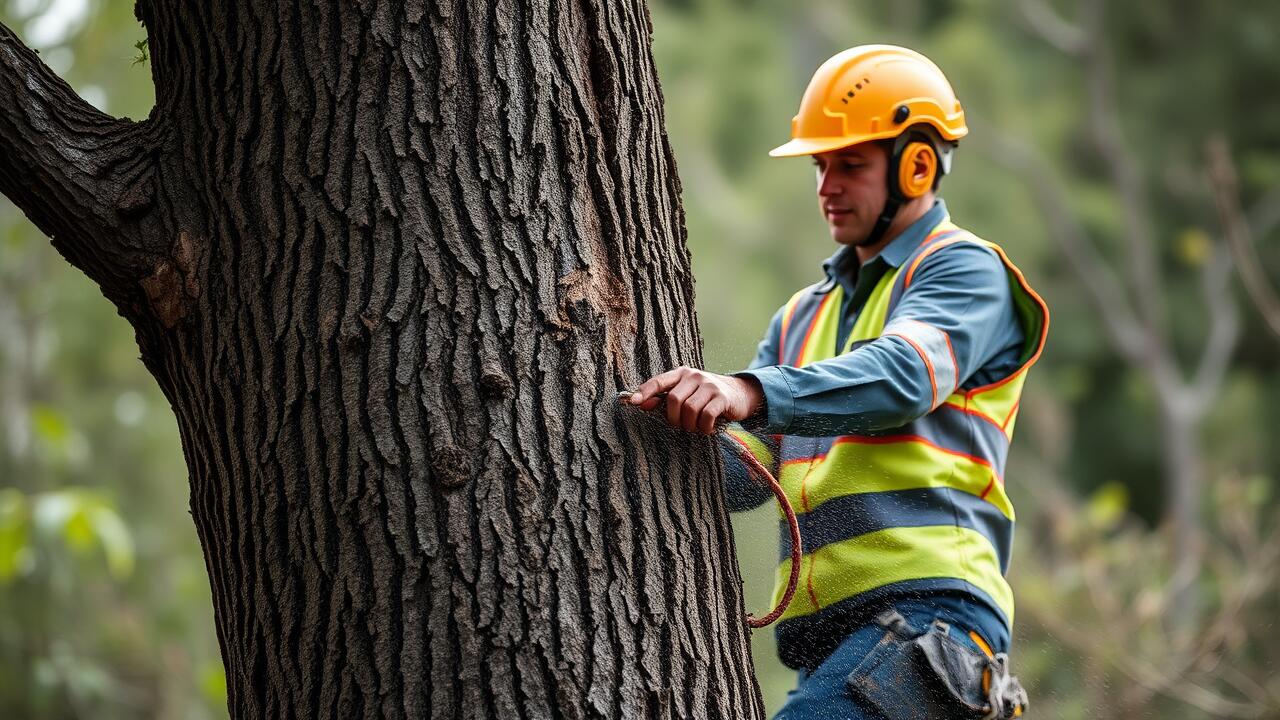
[1161,400,1204,626]
[0,2,764,718]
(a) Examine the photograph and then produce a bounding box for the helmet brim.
[768,121,967,158]
[767,137,863,158]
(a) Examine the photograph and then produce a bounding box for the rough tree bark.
[0,2,764,718]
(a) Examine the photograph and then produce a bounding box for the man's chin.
[830,229,870,246]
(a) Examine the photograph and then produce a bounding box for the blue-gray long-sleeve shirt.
[721,199,1025,510]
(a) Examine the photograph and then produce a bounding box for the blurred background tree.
[1,2,225,718]
[1,0,1277,717]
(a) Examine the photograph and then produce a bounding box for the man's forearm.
[735,334,937,436]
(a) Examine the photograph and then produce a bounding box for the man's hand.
[625,366,764,434]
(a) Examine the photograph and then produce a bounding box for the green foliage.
[0,487,135,583]
[0,489,33,581]
[1011,473,1280,719]
[130,38,147,67]
[1,5,214,718]
[1085,482,1128,533]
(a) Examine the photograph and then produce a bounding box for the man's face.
[812,143,889,246]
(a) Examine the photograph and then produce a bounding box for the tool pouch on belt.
[845,610,1029,719]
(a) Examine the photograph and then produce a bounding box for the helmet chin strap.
[864,128,949,247]
[865,193,902,247]
[864,136,909,246]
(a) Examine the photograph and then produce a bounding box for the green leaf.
[1086,482,1128,532]
[63,508,95,552]
[0,489,32,583]
[0,488,26,524]
[1176,227,1211,267]
[31,489,134,578]
[89,507,134,579]
[131,38,149,66]
[30,404,70,446]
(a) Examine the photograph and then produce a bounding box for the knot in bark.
[479,364,514,400]
[431,445,472,490]
[139,231,201,329]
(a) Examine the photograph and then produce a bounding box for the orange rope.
[731,439,801,629]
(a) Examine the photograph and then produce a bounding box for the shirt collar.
[820,199,949,289]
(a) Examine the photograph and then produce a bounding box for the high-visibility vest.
[761,219,1049,632]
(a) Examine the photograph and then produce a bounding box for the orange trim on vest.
[924,225,959,242]
[943,400,1007,438]
[805,562,821,611]
[799,467,815,512]
[965,367,1022,397]
[727,432,765,481]
[979,477,997,499]
[778,296,802,365]
[899,231,1051,412]
[902,236,970,288]
[895,225,960,288]
[959,242,1052,395]
[888,331,939,408]
[799,455,821,610]
[1001,400,1020,432]
[794,291,837,366]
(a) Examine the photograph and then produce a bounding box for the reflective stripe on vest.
[770,219,1049,629]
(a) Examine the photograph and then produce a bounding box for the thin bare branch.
[1187,234,1240,414]
[1206,135,1280,342]
[1025,494,1280,719]
[1016,0,1088,55]
[971,123,1148,365]
[1079,0,1170,356]
[1218,666,1279,712]
[1023,596,1271,719]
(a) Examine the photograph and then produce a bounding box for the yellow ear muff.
[897,142,937,198]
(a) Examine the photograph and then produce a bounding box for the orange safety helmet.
[769,44,967,159]
[772,45,967,242]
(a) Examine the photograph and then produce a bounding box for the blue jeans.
[774,596,1010,720]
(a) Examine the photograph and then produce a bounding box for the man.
[626,45,1046,718]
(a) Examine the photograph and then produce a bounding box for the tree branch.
[971,124,1149,366]
[0,20,161,295]
[1079,0,1171,359]
[1016,0,1088,55]
[1206,135,1280,342]
[1187,246,1240,415]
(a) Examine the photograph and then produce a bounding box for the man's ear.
[897,142,937,198]
[914,148,932,177]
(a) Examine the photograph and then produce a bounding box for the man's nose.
[817,168,841,197]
